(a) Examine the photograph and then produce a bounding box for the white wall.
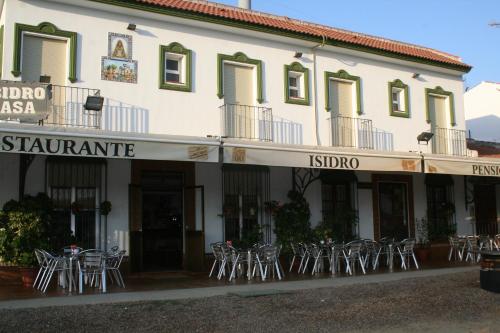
[105,158,131,253]
[464,82,500,142]
[1,0,466,153]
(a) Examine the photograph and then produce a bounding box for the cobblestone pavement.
[0,271,499,333]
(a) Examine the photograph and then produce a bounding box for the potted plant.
[0,194,71,287]
[415,218,431,263]
[0,209,48,287]
[100,200,112,216]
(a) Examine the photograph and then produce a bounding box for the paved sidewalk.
[0,266,477,310]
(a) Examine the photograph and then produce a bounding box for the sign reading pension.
[0,133,219,162]
[224,146,422,173]
[425,157,500,177]
[0,82,51,121]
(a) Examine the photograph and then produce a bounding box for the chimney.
[238,0,251,10]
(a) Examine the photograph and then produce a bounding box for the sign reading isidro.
[0,82,51,121]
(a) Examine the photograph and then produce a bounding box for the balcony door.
[330,80,355,147]
[22,35,67,125]
[428,95,448,154]
[21,35,67,85]
[223,63,255,139]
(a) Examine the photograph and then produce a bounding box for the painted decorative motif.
[108,33,132,59]
[101,57,137,83]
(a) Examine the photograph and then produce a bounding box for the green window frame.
[388,79,410,118]
[159,42,192,92]
[12,22,78,82]
[284,62,310,105]
[217,52,263,104]
[425,86,456,126]
[324,69,362,114]
[0,25,4,78]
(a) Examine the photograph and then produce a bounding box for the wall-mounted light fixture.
[127,23,137,31]
[412,73,421,79]
[84,95,105,112]
[294,52,303,58]
[417,131,433,144]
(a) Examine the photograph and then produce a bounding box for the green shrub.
[271,190,312,255]
[0,193,73,267]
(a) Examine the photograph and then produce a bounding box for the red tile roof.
[130,0,471,71]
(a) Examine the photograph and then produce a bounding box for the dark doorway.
[141,172,184,271]
[474,184,497,236]
[378,182,409,240]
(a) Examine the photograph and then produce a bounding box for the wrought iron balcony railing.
[330,115,374,149]
[431,127,468,157]
[220,103,273,141]
[43,84,102,129]
[0,81,102,129]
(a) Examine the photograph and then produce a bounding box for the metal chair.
[106,250,126,288]
[448,236,465,261]
[77,250,106,293]
[209,242,228,280]
[465,236,480,263]
[258,244,283,281]
[397,238,419,270]
[39,250,69,293]
[344,241,366,275]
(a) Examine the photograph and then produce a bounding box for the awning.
[0,124,220,162]
[423,154,500,177]
[223,139,422,173]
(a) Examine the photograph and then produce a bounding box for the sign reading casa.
[0,82,51,121]
[0,135,135,158]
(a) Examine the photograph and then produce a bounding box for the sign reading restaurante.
[0,135,135,158]
[0,132,219,162]
[0,82,51,121]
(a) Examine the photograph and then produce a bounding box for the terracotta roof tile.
[131,0,471,71]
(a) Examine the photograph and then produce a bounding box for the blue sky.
[217,0,500,89]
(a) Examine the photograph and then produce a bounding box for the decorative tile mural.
[101,33,137,84]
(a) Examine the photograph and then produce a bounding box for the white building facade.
[464,81,500,142]
[0,0,498,271]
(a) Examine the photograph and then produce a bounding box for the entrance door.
[223,63,254,139]
[378,182,409,240]
[474,184,498,235]
[429,95,448,154]
[330,80,355,147]
[141,172,184,271]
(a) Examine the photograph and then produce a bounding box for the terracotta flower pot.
[19,267,37,288]
[415,247,431,263]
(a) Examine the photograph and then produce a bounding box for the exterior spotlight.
[417,131,433,144]
[294,52,303,58]
[39,75,51,83]
[127,23,137,31]
[84,95,104,112]
[412,73,420,79]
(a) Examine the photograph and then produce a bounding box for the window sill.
[159,82,192,92]
[390,110,410,118]
[285,97,310,106]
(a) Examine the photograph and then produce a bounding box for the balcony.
[330,115,374,149]
[0,81,102,129]
[431,127,469,157]
[220,103,273,141]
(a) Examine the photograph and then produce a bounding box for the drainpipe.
[311,34,326,146]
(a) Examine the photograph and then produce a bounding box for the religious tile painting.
[108,33,132,60]
[101,57,138,84]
